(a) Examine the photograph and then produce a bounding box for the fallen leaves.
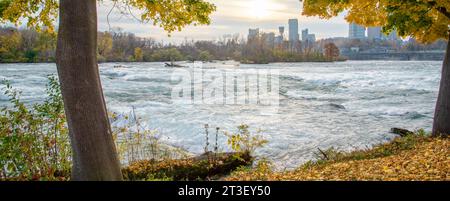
[226,137,449,181]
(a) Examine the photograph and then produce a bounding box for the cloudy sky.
[98,0,349,43]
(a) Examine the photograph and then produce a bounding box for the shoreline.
[1,59,446,65]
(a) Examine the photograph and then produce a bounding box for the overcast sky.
[98,0,349,43]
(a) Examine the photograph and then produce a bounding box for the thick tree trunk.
[56,0,123,180]
[432,33,450,137]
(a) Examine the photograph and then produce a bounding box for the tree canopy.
[301,0,450,43]
[0,0,216,33]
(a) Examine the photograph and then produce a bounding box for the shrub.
[223,124,267,155]
[0,76,71,180]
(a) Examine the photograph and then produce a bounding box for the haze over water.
[0,61,440,168]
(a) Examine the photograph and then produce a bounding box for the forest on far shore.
[0,26,344,64]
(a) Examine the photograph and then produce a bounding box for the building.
[248,28,260,40]
[275,26,285,44]
[384,30,399,41]
[349,23,366,39]
[307,34,316,42]
[301,29,309,42]
[274,36,283,44]
[288,19,299,43]
[368,26,400,41]
[368,26,382,40]
[350,47,360,52]
[278,26,285,39]
[301,28,316,46]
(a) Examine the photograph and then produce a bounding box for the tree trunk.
[56,0,123,180]
[433,33,450,137]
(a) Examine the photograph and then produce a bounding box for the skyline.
[97,0,349,43]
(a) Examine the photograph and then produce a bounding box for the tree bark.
[432,33,450,137]
[56,0,123,180]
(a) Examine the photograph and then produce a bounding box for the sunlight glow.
[249,0,270,19]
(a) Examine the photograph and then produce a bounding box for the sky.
[97,0,349,44]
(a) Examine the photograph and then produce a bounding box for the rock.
[390,128,414,137]
[328,103,346,110]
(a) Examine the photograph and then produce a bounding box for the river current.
[0,61,441,168]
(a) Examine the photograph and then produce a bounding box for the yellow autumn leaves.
[0,0,58,32]
[227,137,449,181]
[301,0,450,43]
[0,0,215,34]
[115,0,215,33]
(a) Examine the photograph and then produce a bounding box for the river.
[0,61,441,169]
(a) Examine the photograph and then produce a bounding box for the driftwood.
[164,62,186,68]
[390,128,414,137]
[122,152,253,181]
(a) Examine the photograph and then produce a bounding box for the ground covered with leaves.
[122,152,252,181]
[226,133,449,181]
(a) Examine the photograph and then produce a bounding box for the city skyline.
[96,0,349,43]
[4,0,402,43]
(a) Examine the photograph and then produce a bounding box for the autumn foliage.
[324,43,340,60]
[226,133,450,181]
[301,0,449,43]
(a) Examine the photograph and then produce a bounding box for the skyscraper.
[301,28,316,44]
[301,29,309,42]
[349,23,366,39]
[288,19,299,43]
[278,26,285,40]
[367,26,382,40]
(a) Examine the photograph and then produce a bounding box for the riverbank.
[0,58,349,64]
[225,132,449,181]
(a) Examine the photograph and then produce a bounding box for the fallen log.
[164,62,186,68]
[390,128,414,137]
[122,152,253,181]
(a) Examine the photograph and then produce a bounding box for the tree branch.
[436,6,450,19]
[427,1,450,19]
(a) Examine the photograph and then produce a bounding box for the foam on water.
[0,61,441,169]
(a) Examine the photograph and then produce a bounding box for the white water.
[0,61,441,169]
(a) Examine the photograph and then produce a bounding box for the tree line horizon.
[1,26,447,64]
[0,26,344,63]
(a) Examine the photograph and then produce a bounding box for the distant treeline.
[0,27,343,63]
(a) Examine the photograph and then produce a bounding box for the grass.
[226,132,450,181]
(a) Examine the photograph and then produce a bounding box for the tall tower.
[349,23,366,39]
[278,26,285,40]
[288,19,299,43]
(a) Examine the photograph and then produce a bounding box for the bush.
[224,124,268,155]
[0,76,71,180]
